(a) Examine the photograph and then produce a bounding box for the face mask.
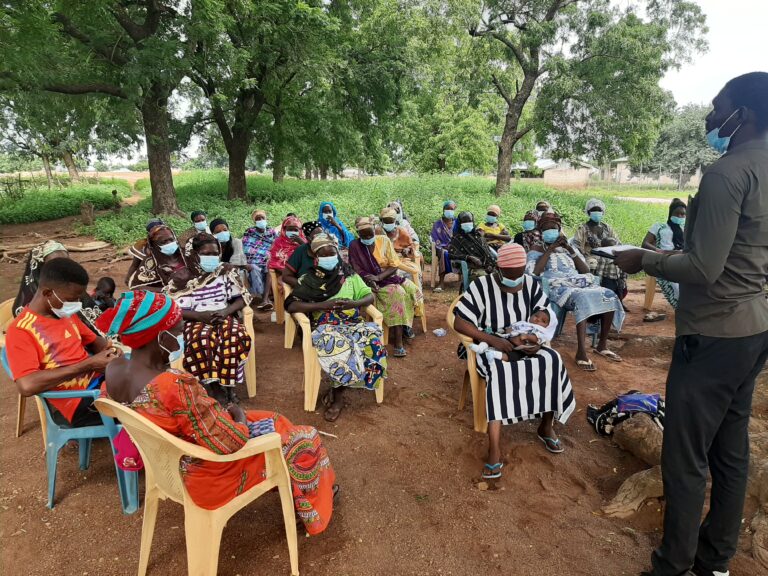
[214,231,231,243]
[542,229,560,244]
[499,274,525,288]
[159,241,178,256]
[159,331,184,365]
[670,216,686,227]
[254,220,267,230]
[49,290,83,319]
[194,221,207,232]
[485,215,498,224]
[460,222,474,233]
[199,255,220,273]
[323,212,333,220]
[444,210,455,219]
[706,109,742,154]
[382,222,397,232]
[522,220,536,231]
[317,255,339,270]
[286,230,299,238]
[360,236,376,246]
[589,212,603,223]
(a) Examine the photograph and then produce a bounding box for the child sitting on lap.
[470,309,553,361]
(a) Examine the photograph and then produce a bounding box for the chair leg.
[643,275,656,310]
[375,379,384,404]
[430,245,436,289]
[35,397,48,453]
[15,394,25,438]
[420,305,427,333]
[458,370,470,411]
[138,489,160,576]
[270,452,300,576]
[116,468,140,515]
[246,352,257,398]
[184,505,224,576]
[304,356,322,412]
[46,442,62,509]
[284,315,296,349]
[382,323,389,346]
[78,438,92,470]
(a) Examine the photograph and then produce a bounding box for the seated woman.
[378,207,422,282]
[13,239,103,331]
[529,212,625,371]
[318,201,354,248]
[512,210,542,252]
[642,198,687,309]
[476,204,511,249]
[283,221,324,287]
[166,233,252,402]
[572,199,628,302]
[452,243,575,478]
[96,291,336,535]
[126,219,189,291]
[448,211,497,292]
[284,233,387,422]
[210,218,247,267]
[178,210,210,254]
[349,218,420,358]
[268,215,306,281]
[430,200,456,292]
[387,201,420,248]
[535,200,552,216]
[242,210,278,310]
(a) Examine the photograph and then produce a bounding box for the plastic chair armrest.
[365,305,383,326]
[38,389,102,400]
[203,432,283,463]
[292,311,312,330]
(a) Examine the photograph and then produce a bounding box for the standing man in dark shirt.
[616,72,768,576]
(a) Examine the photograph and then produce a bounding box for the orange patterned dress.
[128,370,335,534]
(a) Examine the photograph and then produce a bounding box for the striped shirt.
[177,275,243,313]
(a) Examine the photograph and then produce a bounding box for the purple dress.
[430,219,454,274]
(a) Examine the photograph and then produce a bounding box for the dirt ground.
[1,215,766,576]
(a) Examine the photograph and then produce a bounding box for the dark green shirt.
[286,243,315,278]
[643,139,768,337]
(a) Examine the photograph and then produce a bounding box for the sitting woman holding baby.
[452,243,576,480]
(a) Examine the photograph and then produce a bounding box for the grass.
[0,180,130,225]
[89,171,673,255]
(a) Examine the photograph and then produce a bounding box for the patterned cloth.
[651,223,680,308]
[127,235,188,290]
[269,216,306,271]
[430,218,454,274]
[572,222,627,283]
[242,227,278,268]
[476,221,510,249]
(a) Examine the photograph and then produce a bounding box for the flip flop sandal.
[256,302,274,311]
[324,402,343,422]
[320,390,334,409]
[576,359,596,372]
[593,348,623,362]
[643,312,666,323]
[482,462,504,480]
[393,347,407,357]
[538,435,565,454]
[332,484,341,501]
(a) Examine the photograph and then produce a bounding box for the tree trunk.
[61,150,80,181]
[494,72,537,196]
[140,87,180,215]
[319,164,328,180]
[272,111,285,183]
[41,154,53,189]
[305,164,312,180]
[313,168,319,179]
[437,156,446,171]
[227,131,250,200]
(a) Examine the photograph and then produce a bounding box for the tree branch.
[490,74,513,106]
[43,83,127,98]
[515,125,533,141]
[52,13,128,66]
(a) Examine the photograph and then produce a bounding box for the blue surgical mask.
[194,221,207,232]
[670,216,686,227]
[485,215,498,224]
[499,274,525,288]
[49,290,83,319]
[542,229,560,244]
[159,241,178,256]
[286,230,299,238]
[360,236,376,246]
[317,255,339,270]
[160,331,185,364]
[214,231,231,243]
[444,210,455,219]
[382,222,397,232]
[522,220,536,232]
[706,109,742,154]
[254,220,267,230]
[460,222,474,233]
[199,255,220,273]
[589,212,603,223]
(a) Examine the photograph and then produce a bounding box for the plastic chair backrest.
[0,298,13,348]
[446,297,472,345]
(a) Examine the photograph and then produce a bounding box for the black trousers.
[651,331,768,575]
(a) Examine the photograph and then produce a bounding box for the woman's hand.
[510,334,541,355]
[227,403,247,425]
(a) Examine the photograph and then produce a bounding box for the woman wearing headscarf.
[430,200,457,292]
[528,212,625,371]
[242,209,278,308]
[476,204,511,249]
[283,221,325,287]
[642,198,687,309]
[126,219,188,291]
[349,217,419,358]
[165,233,252,401]
[453,243,574,477]
[387,201,420,246]
[268,215,306,274]
[285,233,387,422]
[378,207,420,270]
[572,198,628,301]
[96,290,336,534]
[209,218,247,267]
[178,210,210,255]
[535,200,551,216]
[513,210,542,252]
[318,201,354,248]
[448,211,497,292]
[12,240,103,331]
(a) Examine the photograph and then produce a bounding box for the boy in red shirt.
[6,258,122,427]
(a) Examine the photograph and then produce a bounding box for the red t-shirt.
[6,308,98,422]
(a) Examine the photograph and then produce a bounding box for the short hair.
[724,72,768,129]
[39,258,89,288]
[191,232,218,253]
[97,276,116,291]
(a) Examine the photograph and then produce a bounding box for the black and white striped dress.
[454,274,576,425]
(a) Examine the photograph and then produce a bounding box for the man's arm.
[643,172,742,284]
[15,348,120,396]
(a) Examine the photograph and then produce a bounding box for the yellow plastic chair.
[446,297,488,434]
[0,298,32,439]
[643,274,656,311]
[284,285,385,411]
[172,307,257,398]
[430,243,438,288]
[269,269,285,325]
[94,398,299,576]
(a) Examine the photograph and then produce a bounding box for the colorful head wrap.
[302,220,322,238]
[585,198,605,215]
[251,209,267,221]
[497,243,527,269]
[148,223,173,243]
[41,240,67,259]
[380,207,397,220]
[523,209,540,223]
[538,211,562,230]
[487,204,501,216]
[95,290,181,349]
[190,210,206,221]
[310,232,337,254]
[443,200,457,209]
[387,201,405,223]
[355,216,375,232]
[536,200,551,210]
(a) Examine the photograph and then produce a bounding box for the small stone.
[477,482,489,491]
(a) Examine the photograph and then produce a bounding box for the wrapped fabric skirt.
[183,315,251,387]
[312,321,386,390]
[374,279,418,327]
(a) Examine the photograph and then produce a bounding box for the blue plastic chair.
[1,349,139,513]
